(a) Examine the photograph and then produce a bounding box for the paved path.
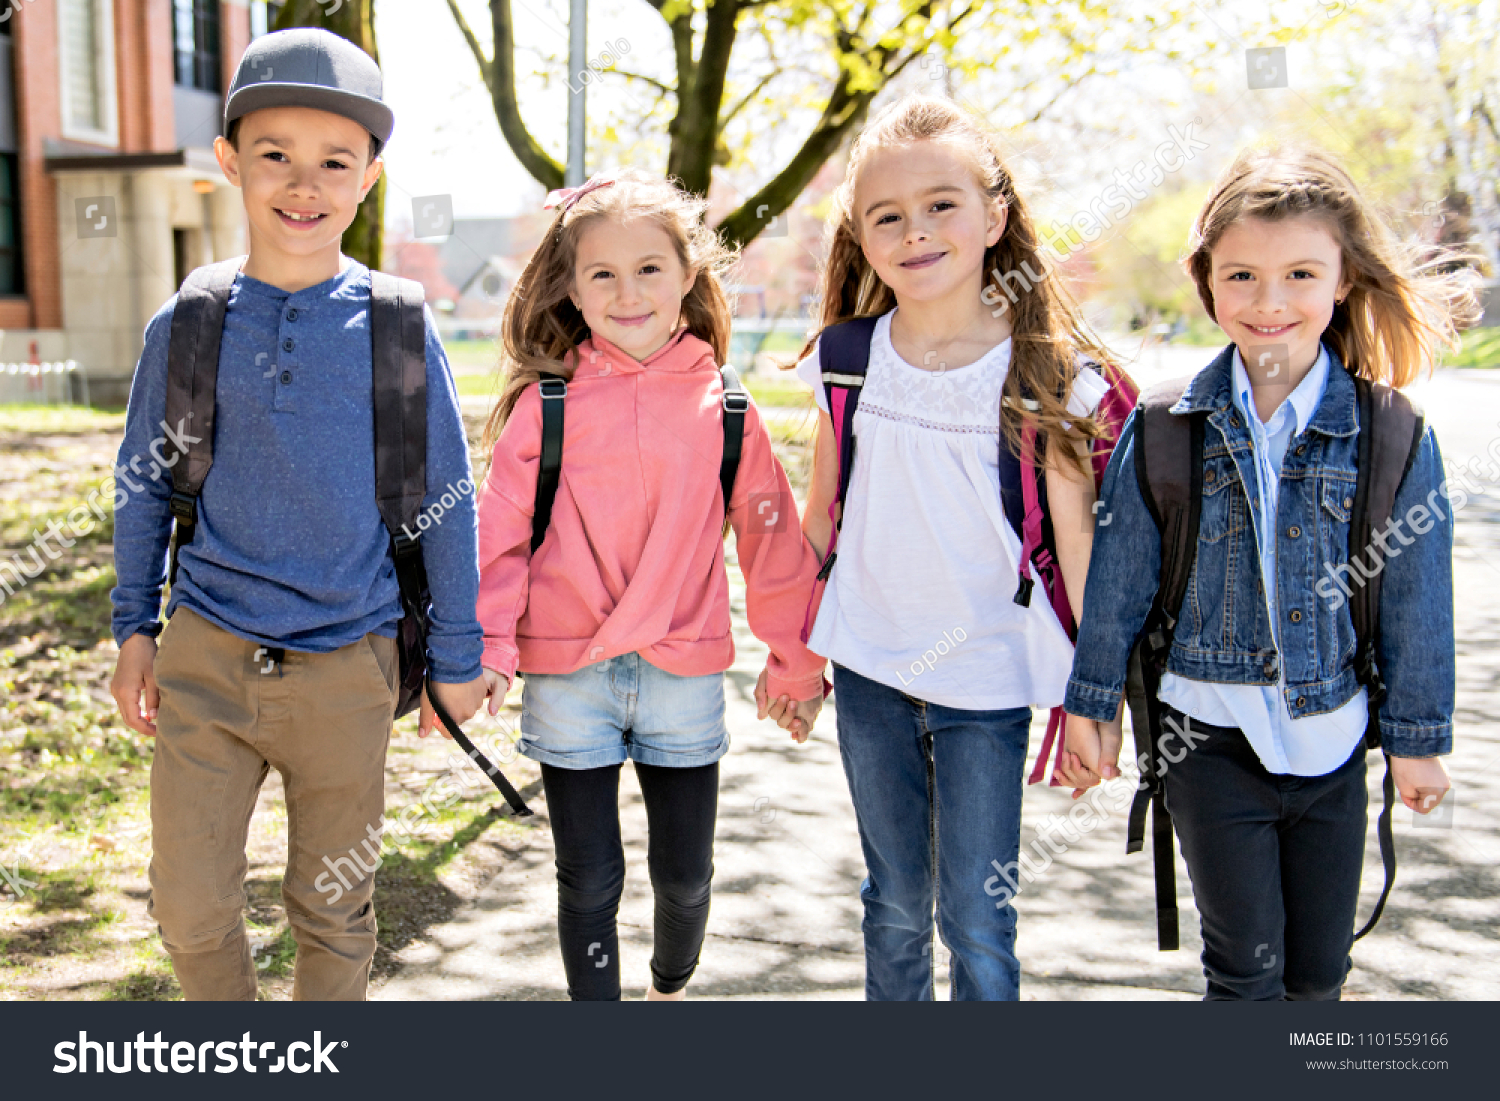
[380,364,1500,1001]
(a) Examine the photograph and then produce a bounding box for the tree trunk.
[273,0,385,270]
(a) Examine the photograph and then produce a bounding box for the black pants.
[1160,706,1368,1001]
[540,761,718,1001]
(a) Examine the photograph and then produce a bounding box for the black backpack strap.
[163,258,242,585]
[371,272,532,819]
[1348,377,1423,941]
[813,316,878,581]
[719,365,748,515]
[1126,375,1202,952]
[531,372,567,553]
[370,272,429,549]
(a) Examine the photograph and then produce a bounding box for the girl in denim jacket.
[1061,146,1475,999]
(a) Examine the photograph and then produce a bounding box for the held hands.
[1390,755,1451,817]
[418,674,491,739]
[1055,707,1125,798]
[753,669,823,743]
[110,633,161,737]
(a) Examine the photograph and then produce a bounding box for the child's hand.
[420,675,488,738]
[481,668,511,717]
[784,696,823,743]
[1390,755,1451,816]
[1056,709,1123,797]
[754,670,821,742]
[110,633,160,737]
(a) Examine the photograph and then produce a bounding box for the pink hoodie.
[476,328,826,702]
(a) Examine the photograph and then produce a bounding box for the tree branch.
[485,0,563,189]
[445,0,493,86]
[608,68,676,96]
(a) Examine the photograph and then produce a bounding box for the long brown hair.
[805,95,1111,472]
[482,169,738,453]
[1185,145,1480,388]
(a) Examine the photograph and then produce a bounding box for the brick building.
[2,1,282,405]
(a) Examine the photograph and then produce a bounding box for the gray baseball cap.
[224,28,394,152]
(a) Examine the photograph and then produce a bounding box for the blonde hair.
[1185,145,1480,388]
[482,170,737,453]
[805,95,1111,471]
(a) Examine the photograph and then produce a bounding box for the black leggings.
[540,760,719,1001]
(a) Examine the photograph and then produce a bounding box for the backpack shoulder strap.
[1349,378,1424,712]
[1134,376,1204,654]
[1348,377,1422,944]
[164,258,241,584]
[531,372,568,553]
[818,316,879,515]
[1126,375,1201,955]
[369,272,429,555]
[719,364,748,515]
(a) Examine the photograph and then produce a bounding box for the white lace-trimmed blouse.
[796,310,1103,711]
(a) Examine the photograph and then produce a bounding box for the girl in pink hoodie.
[474,171,827,1001]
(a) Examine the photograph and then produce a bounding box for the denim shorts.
[519,653,730,770]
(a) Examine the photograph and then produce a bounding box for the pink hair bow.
[543,175,617,213]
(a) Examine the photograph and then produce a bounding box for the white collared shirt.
[1159,346,1368,776]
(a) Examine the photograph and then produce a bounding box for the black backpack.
[526,364,749,552]
[161,260,531,817]
[1127,361,1423,950]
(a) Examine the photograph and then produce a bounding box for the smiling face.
[568,215,697,360]
[1208,214,1351,376]
[851,139,1005,308]
[214,106,382,289]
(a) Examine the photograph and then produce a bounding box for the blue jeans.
[832,663,1030,1001]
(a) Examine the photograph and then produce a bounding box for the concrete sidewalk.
[378,369,1500,1001]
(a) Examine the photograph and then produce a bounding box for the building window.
[0,154,21,295]
[173,0,221,93]
[57,0,118,145]
[251,2,285,40]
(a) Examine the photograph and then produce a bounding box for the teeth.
[281,211,321,222]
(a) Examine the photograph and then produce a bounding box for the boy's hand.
[419,675,488,739]
[481,668,511,717]
[111,633,160,737]
[1390,755,1451,816]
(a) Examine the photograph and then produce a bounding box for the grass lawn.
[1440,327,1500,369]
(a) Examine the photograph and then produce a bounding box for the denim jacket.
[1064,344,1455,758]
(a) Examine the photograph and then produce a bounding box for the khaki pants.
[148,607,398,1001]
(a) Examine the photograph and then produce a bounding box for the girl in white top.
[759,96,1116,1000]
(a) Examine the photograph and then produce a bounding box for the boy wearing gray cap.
[108,29,489,1000]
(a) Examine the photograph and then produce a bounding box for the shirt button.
[1295,444,1306,455]
[283,338,295,352]
[1296,696,1307,708]
[287,308,299,322]
[1205,469,1216,483]
[1288,525,1301,538]
[1230,414,1240,428]
[1263,657,1278,679]
[280,371,293,384]
[1344,496,1353,509]
[1289,609,1302,623]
